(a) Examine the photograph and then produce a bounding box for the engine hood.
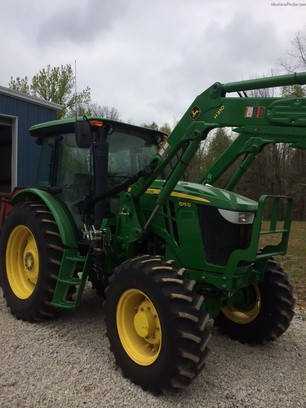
[145,180,258,212]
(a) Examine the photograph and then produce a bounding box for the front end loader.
[0,72,305,392]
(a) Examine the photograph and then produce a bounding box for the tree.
[182,142,206,182]
[9,76,30,94]
[142,121,159,131]
[87,103,121,120]
[142,121,172,134]
[281,31,306,72]
[203,129,232,170]
[280,34,306,219]
[159,122,172,135]
[9,64,91,119]
[282,85,306,220]
[184,128,232,183]
[280,30,306,98]
[281,84,305,98]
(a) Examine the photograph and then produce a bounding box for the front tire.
[104,255,211,392]
[0,201,64,321]
[214,260,295,344]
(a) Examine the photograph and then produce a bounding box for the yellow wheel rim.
[221,284,261,324]
[6,225,39,299]
[116,289,162,366]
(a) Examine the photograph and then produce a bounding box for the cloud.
[127,7,288,126]
[152,9,284,111]
[37,0,129,47]
[1,0,306,126]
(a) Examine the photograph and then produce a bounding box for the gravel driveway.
[0,286,305,408]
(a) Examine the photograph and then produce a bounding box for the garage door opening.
[0,116,17,196]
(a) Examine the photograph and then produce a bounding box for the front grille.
[198,205,253,266]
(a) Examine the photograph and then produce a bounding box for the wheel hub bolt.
[24,252,34,271]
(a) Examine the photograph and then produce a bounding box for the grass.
[260,221,306,309]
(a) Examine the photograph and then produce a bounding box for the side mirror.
[75,120,92,148]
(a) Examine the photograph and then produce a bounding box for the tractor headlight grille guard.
[197,205,254,266]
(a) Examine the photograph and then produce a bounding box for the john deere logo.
[190,105,201,120]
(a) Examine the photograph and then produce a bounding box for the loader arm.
[130,71,306,219]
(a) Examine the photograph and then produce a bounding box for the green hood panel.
[144,180,258,212]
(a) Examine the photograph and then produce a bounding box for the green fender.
[12,188,78,249]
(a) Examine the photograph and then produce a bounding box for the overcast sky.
[1,0,306,126]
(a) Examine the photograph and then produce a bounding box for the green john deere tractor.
[1,71,306,392]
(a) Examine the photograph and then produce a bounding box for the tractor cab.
[30,117,165,228]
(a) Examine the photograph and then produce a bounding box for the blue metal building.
[0,86,61,194]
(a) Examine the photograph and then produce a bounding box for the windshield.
[107,130,157,185]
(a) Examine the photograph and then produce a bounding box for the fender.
[12,188,78,248]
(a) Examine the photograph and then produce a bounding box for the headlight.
[218,209,255,224]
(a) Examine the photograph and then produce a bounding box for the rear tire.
[214,260,295,344]
[0,201,64,321]
[104,255,211,393]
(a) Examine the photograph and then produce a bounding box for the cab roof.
[29,117,166,139]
